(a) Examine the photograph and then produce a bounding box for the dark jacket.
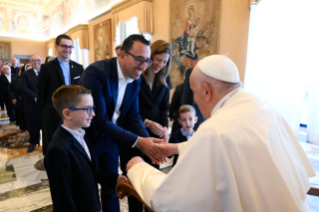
[139,75,170,137]
[80,57,149,148]
[8,74,21,109]
[20,69,42,113]
[0,74,11,102]
[44,126,118,212]
[37,58,84,153]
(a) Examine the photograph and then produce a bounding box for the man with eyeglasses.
[20,55,43,153]
[80,34,166,212]
[37,34,84,155]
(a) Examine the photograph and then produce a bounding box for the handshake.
[128,137,179,172]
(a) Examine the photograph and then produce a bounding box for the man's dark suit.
[20,69,42,145]
[80,58,149,212]
[37,58,84,154]
[0,74,15,122]
[169,130,188,166]
[45,126,118,212]
[10,66,19,75]
[8,74,21,127]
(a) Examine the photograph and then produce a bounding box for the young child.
[44,85,126,212]
[169,104,197,166]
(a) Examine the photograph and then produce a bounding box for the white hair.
[1,65,10,71]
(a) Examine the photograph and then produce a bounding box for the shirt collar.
[116,59,134,83]
[57,57,70,65]
[210,88,241,117]
[180,127,194,137]
[62,125,86,139]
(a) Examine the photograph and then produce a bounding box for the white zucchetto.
[197,55,240,83]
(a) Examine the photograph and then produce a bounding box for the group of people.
[2,32,315,212]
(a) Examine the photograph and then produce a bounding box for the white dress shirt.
[34,69,40,76]
[4,74,11,83]
[62,125,91,160]
[112,59,134,124]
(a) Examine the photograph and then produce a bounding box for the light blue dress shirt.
[57,57,71,85]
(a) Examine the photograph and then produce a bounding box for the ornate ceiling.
[0,0,58,13]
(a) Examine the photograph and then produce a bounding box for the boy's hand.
[139,137,166,164]
[117,175,128,184]
[126,156,144,172]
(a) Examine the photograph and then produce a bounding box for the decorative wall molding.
[111,0,152,15]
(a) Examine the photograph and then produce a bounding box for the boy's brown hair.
[52,85,91,118]
[178,104,196,118]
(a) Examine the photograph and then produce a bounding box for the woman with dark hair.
[139,40,172,166]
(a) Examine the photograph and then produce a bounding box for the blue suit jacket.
[80,58,149,148]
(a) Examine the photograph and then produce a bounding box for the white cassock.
[128,88,316,212]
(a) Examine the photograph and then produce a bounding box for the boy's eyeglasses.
[125,51,153,67]
[68,106,96,115]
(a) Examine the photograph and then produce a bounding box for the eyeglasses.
[125,51,153,67]
[68,106,96,115]
[59,44,74,50]
[31,60,42,63]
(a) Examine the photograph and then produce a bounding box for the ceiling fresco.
[0,0,121,40]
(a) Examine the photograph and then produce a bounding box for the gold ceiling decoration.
[0,0,58,13]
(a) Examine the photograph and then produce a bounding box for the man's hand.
[117,175,128,184]
[149,122,166,137]
[12,99,17,105]
[126,156,144,173]
[157,143,179,157]
[161,128,169,142]
[139,137,166,164]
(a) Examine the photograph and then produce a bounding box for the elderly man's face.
[2,66,10,75]
[30,55,42,70]
[190,66,210,119]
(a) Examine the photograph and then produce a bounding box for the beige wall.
[219,0,250,82]
[0,37,47,63]
[86,0,250,79]
[88,12,113,64]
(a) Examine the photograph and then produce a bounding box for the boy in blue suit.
[169,104,197,166]
[44,85,127,212]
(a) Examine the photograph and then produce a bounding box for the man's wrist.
[144,119,152,128]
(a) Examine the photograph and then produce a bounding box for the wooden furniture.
[116,180,154,212]
[308,183,319,197]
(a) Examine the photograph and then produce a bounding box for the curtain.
[244,0,319,139]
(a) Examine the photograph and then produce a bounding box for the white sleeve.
[127,162,167,208]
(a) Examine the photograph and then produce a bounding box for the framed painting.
[170,0,221,87]
[0,41,11,70]
[0,8,8,33]
[93,19,112,62]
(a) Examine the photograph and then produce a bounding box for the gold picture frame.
[93,19,112,62]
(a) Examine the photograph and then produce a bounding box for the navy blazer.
[80,58,149,148]
[45,126,118,212]
[169,130,188,166]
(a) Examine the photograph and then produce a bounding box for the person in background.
[169,104,197,166]
[10,57,19,75]
[37,34,84,155]
[170,68,205,134]
[115,45,122,57]
[0,65,15,124]
[20,55,43,153]
[8,65,22,128]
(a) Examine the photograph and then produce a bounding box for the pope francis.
[126,55,315,212]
